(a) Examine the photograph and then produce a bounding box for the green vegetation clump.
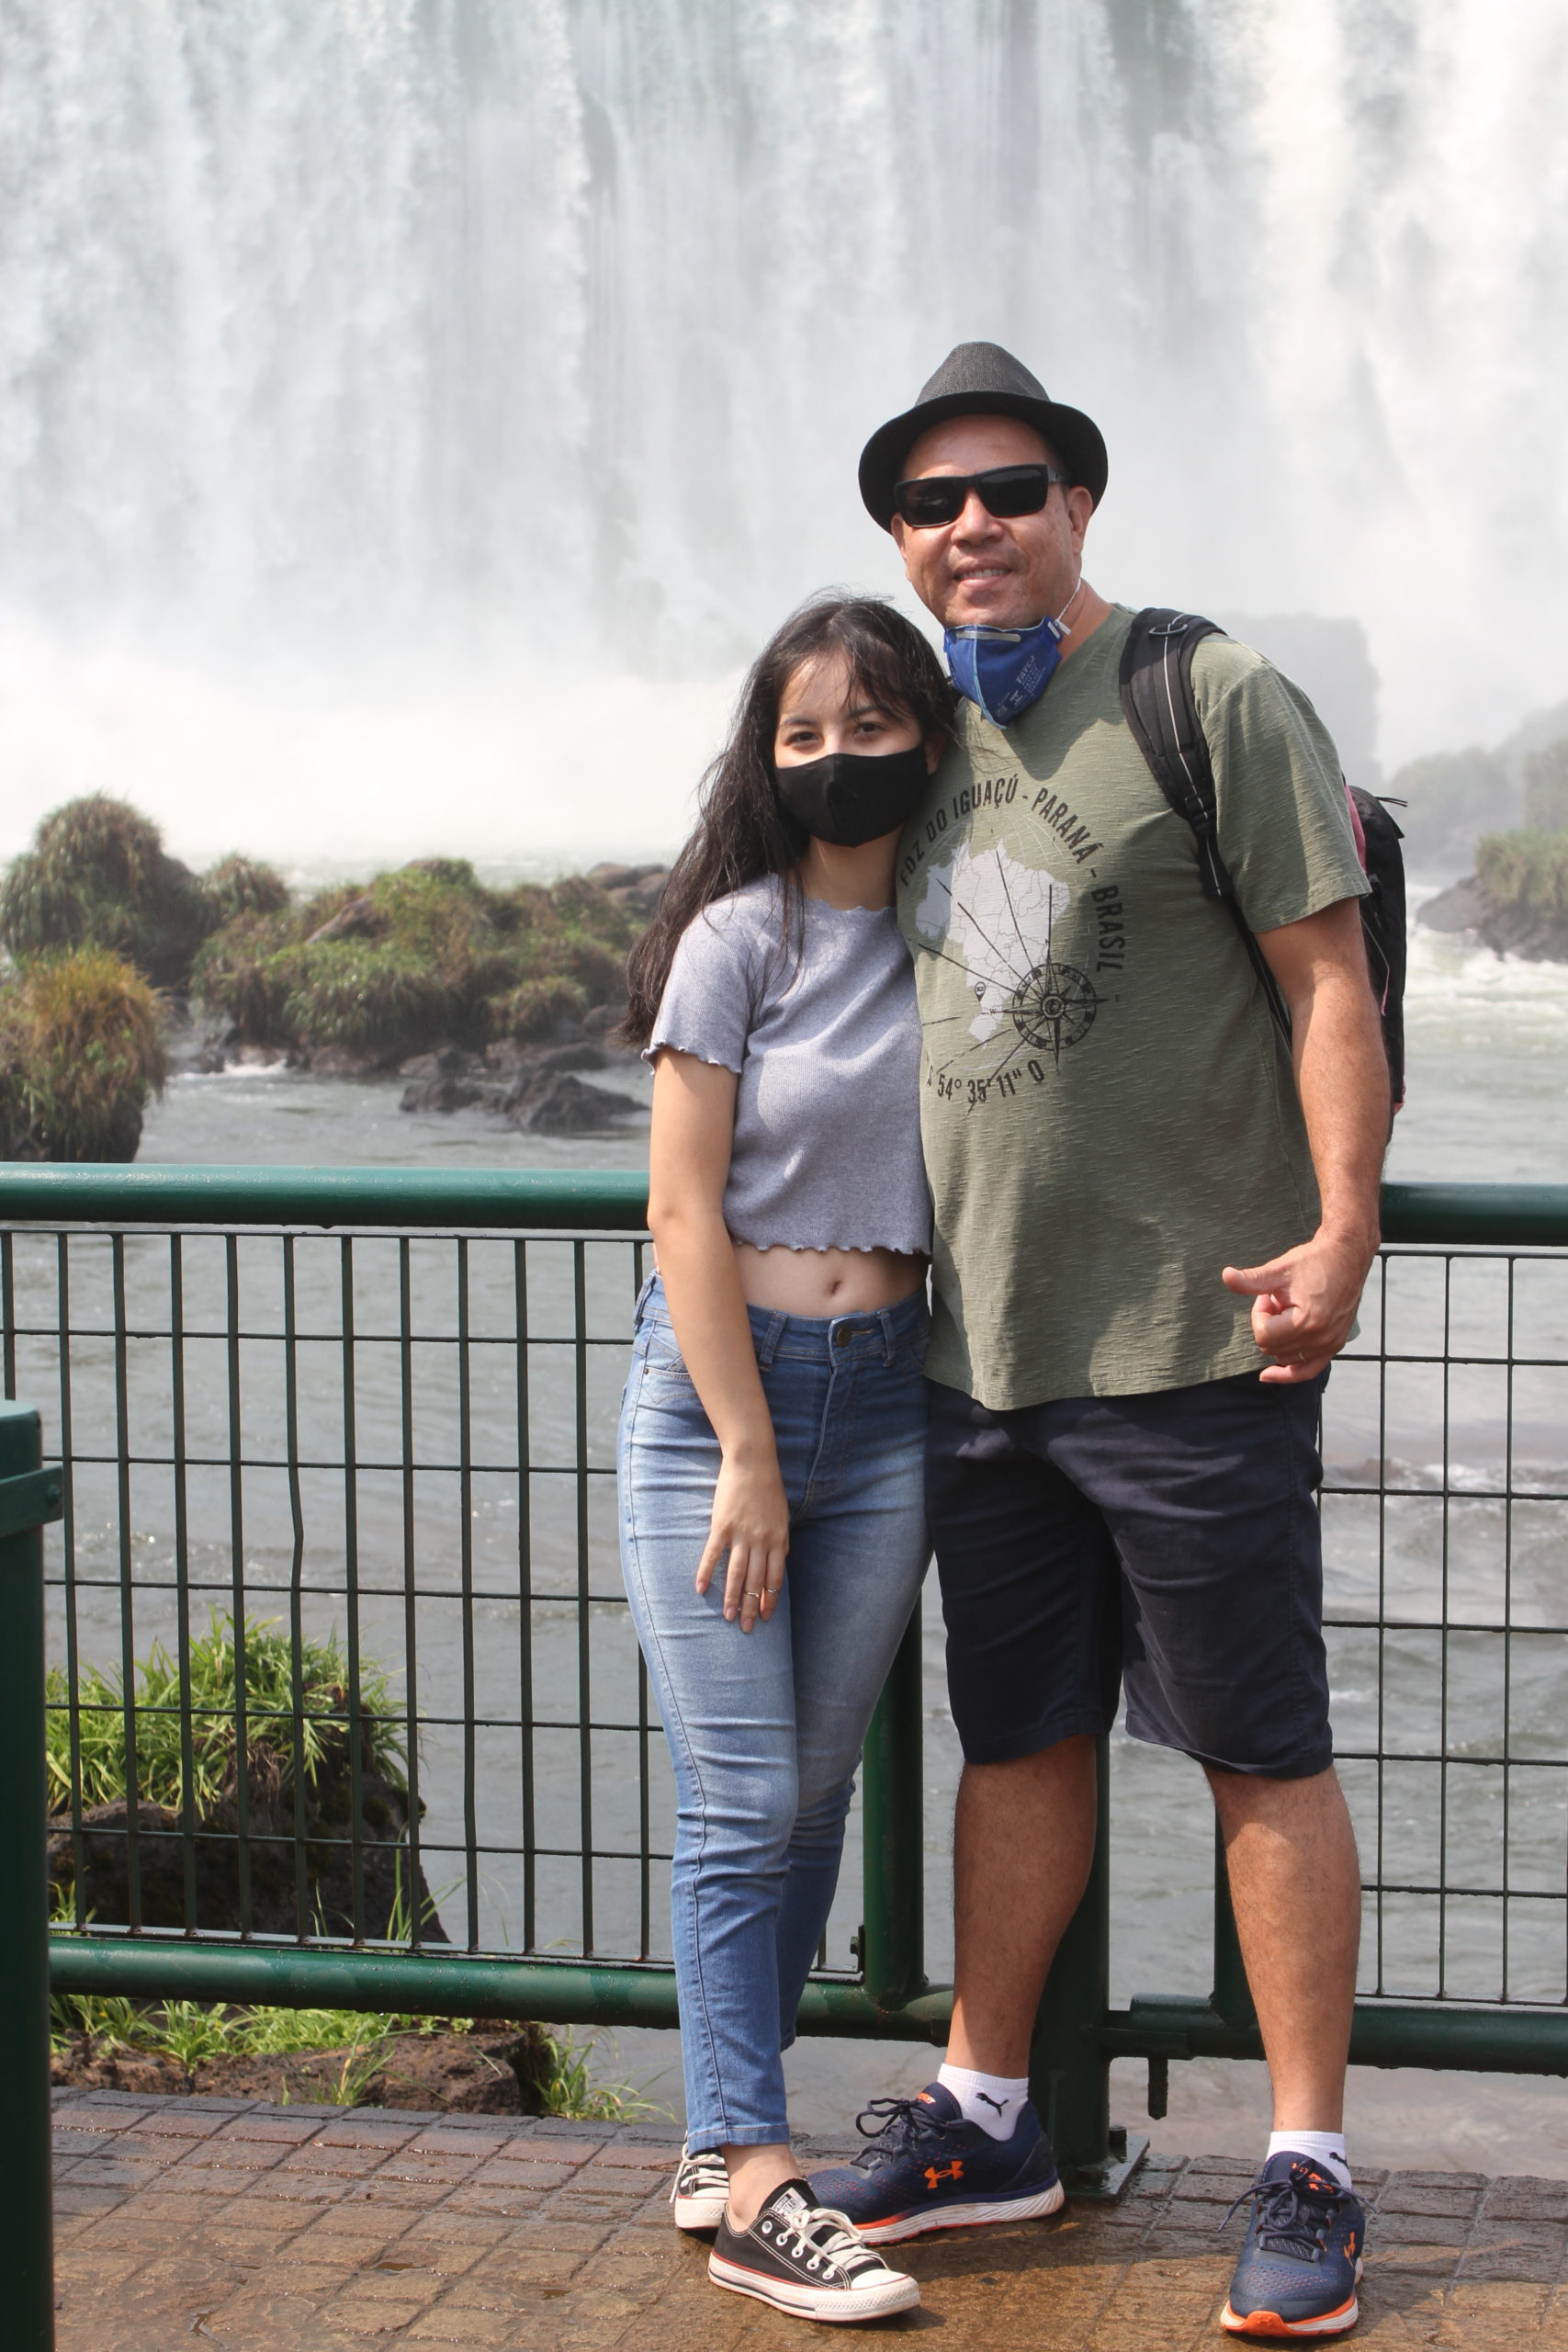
[199,854,291,927]
[48,1608,663,2121]
[194,855,637,1058]
[1475,828,1568,923]
[0,948,166,1161]
[0,796,288,991]
[49,1992,662,2119]
[47,1611,406,1817]
[0,796,209,986]
[1,796,644,1108]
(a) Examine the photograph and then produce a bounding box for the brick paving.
[49,2090,1568,2346]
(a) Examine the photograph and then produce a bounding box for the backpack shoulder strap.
[1119,607,1292,1040]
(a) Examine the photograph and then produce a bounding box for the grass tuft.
[0,948,166,1161]
[46,1610,406,1817]
[1475,829,1568,922]
[0,796,212,988]
[193,860,640,1057]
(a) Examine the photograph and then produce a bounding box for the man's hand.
[1223,1227,1379,1383]
[1223,896,1389,1383]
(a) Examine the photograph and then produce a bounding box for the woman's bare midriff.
[731,1240,927,1317]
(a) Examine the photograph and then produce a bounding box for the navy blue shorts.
[927,1371,1332,1779]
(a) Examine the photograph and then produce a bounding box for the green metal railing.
[4,1165,1568,2227]
[0,1401,65,2352]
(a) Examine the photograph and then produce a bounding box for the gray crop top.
[648,879,931,1255]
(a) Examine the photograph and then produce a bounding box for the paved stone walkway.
[51,2090,1568,2347]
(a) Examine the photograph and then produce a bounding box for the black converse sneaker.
[670,2144,728,2231]
[708,2177,920,2322]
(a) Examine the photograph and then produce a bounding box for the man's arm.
[1222,895,1389,1384]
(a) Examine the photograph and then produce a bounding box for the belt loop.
[632,1271,657,1329]
[755,1308,787,1369]
[876,1306,897,1366]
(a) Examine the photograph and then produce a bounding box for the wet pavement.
[51,2090,1568,2347]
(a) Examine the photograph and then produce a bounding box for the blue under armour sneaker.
[1221,2154,1366,2337]
[807,2082,1064,2245]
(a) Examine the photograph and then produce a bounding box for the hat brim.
[859,390,1108,530]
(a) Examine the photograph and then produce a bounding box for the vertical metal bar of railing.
[0,1401,64,2352]
[111,1236,142,1932]
[860,1607,925,2010]
[513,1238,537,1953]
[1027,1737,1119,2190]
[572,1239,594,1954]
[224,1235,253,1936]
[397,1238,424,1949]
[54,1236,85,1930]
[170,1237,199,1933]
[458,1237,479,1951]
[340,1236,366,1943]
[1212,1822,1258,2031]
[283,1236,310,1939]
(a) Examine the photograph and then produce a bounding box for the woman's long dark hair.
[620,594,954,1045]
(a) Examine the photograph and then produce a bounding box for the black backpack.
[1119,607,1406,1114]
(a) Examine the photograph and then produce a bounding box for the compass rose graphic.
[1009,960,1100,1061]
[911,838,1112,1090]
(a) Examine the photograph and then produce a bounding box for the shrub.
[0,795,212,988]
[1475,830,1568,922]
[280,941,461,1057]
[46,1611,405,1818]
[489,977,590,1041]
[200,854,290,927]
[191,858,638,1057]
[502,884,559,935]
[0,949,165,1161]
[189,910,299,1042]
[549,874,637,950]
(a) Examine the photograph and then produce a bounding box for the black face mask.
[773,744,931,847]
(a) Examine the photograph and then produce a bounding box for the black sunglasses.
[891,463,1070,529]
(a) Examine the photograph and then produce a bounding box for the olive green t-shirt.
[896,605,1370,1410]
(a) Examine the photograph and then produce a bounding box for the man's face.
[890,414,1094,632]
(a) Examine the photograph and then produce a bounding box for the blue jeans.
[617,1274,930,2149]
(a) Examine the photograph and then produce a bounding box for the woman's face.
[773,651,926,768]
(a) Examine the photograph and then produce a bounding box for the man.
[808,345,1388,2341]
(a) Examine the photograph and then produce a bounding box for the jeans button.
[834,1328,851,1348]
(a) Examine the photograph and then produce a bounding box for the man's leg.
[946,1734,1098,2075]
[1206,1763,1359,2132]
[803,1388,1116,2239]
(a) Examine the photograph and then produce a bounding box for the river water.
[22,907,1568,2132]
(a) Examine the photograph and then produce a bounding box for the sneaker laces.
[1222,2162,1343,2263]
[851,2095,958,2171]
[768,2201,872,2276]
[672,2148,725,2199]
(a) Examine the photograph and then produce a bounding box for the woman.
[617,595,951,2324]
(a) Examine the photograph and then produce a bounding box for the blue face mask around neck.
[943,583,1083,727]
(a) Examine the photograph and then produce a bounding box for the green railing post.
[0,1403,63,2352]
[1027,1736,1143,2194]
[1213,1820,1258,2031]
[860,1605,926,2012]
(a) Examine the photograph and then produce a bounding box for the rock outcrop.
[1419,875,1568,962]
[397,1040,645,1133]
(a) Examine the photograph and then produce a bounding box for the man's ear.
[1066,484,1095,553]
[890,514,909,563]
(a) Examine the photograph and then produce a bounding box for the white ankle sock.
[936,2062,1030,2140]
[1268,2130,1351,2191]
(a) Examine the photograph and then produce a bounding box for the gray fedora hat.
[858,341,1108,529]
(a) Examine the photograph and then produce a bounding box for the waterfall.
[1,0,1564,862]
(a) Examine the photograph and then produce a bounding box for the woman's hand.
[694,1453,790,1633]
